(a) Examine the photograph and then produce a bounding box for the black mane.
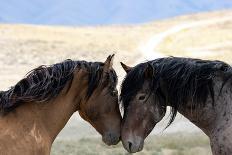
[0,59,117,114]
[121,57,232,125]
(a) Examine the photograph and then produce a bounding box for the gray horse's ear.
[120,62,132,73]
[103,54,114,72]
[144,63,154,78]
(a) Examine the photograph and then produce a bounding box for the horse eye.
[112,90,118,96]
[138,95,146,100]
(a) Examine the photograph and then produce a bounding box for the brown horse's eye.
[112,90,118,96]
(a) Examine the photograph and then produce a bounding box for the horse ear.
[103,54,114,72]
[120,62,132,73]
[144,63,154,78]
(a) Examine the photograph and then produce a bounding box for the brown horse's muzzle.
[102,131,120,145]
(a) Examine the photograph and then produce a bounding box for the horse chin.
[102,139,119,146]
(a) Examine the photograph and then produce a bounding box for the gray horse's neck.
[177,77,232,155]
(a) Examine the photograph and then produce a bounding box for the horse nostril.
[109,133,119,142]
[128,141,132,152]
[107,133,112,138]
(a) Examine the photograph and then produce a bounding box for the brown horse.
[0,55,121,155]
[120,57,232,154]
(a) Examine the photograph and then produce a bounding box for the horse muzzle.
[102,131,120,145]
[122,135,144,153]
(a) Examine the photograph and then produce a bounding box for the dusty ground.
[0,10,231,155]
[52,132,211,155]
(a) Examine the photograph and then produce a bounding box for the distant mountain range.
[0,0,232,25]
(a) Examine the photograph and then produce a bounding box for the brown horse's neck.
[176,78,232,155]
[0,83,80,155]
[0,70,86,147]
[40,87,79,142]
[40,70,86,142]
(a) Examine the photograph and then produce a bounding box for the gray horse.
[120,57,232,155]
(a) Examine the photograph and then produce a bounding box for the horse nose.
[123,137,144,153]
[102,132,120,145]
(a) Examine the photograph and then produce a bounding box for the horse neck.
[40,85,78,142]
[32,69,90,143]
[41,72,86,142]
[0,92,76,152]
[176,77,232,137]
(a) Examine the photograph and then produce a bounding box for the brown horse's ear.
[144,63,154,78]
[103,54,114,72]
[120,62,132,73]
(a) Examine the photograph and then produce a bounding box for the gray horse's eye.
[138,95,146,100]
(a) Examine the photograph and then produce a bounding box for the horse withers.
[0,55,121,155]
[120,57,232,155]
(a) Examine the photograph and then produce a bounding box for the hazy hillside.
[0,0,232,25]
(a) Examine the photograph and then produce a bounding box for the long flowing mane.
[121,57,232,125]
[0,59,117,114]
